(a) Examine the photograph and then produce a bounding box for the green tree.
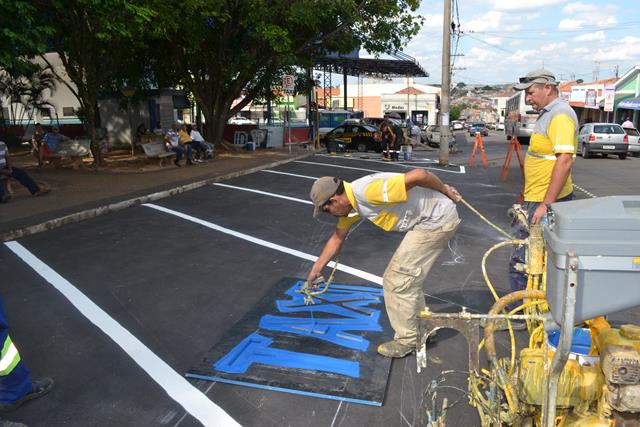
[450,105,462,121]
[456,82,466,88]
[36,0,155,164]
[151,0,423,145]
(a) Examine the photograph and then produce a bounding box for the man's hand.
[443,184,462,203]
[531,203,547,224]
[306,270,323,289]
[0,167,12,176]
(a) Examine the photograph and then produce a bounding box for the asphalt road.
[2,139,638,427]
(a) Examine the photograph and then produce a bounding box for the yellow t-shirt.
[524,99,577,202]
[178,129,192,145]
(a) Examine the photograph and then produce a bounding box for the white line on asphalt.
[4,241,239,427]
[572,183,597,198]
[298,159,466,174]
[261,169,316,180]
[143,203,383,285]
[316,153,439,165]
[213,183,313,205]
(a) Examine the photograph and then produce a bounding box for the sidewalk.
[1,146,313,240]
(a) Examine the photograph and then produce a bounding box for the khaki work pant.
[382,218,460,346]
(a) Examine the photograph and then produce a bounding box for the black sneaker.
[174,160,182,167]
[0,377,54,412]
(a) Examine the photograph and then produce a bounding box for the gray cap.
[310,176,341,218]
[514,69,558,90]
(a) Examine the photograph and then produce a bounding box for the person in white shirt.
[622,117,635,128]
[187,124,214,160]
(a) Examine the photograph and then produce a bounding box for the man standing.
[0,295,54,423]
[307,169,461,358]
[509,69,577,297]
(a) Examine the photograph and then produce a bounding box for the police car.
[322,123,383,153]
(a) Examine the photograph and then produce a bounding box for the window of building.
[39,107,51,117]
[62,107,76,117]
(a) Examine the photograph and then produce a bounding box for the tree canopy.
[1,0,424,152]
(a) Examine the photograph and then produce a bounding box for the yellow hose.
[460,197,514,240]
[481,239,526,303]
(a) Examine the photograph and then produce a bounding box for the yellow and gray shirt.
[524,97,577,201]
[337,172,458,232]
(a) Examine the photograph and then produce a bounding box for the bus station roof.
[315,56,428,78]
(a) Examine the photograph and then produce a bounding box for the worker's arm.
[404,168,461,202]
[306,226,349,285]
[531,152,573,224]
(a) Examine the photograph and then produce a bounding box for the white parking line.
[213,183,312,204]
[261,170,316,180]
[298,158,466,174]
[4,241,239,427]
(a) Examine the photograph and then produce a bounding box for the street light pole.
[121,85,137,157]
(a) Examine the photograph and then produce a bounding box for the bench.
[48,139,92,169]
[142,141,176,166]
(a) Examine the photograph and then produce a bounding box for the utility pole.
[439,0,452,165]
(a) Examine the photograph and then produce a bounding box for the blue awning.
[618,97,640,110]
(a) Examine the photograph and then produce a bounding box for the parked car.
[496,122,505,131]
[623,127,640,157]
[577,123,629,159]
[322,123,382,152]
[228,116,256,125]
[452,121,464,131]
[469,123,489,136]
[423,125,455,148]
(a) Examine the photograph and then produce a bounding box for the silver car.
[577,123,629,160]
[623,127,640,157]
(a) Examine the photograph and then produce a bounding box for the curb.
[1,152,313,242]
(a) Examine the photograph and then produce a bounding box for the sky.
[402,0,640,86]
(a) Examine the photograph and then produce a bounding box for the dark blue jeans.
[508,193,574,300]
[170,146,184,163]
[0,167,40,201]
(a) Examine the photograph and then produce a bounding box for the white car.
[452,122,464,131]
[496,123,505,131]
[228,116,256,125]
[623,127,640,157]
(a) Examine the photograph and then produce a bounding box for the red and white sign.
[282,75,295,93]
[604,86,615,112]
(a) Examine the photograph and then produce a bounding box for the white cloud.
[505,24,522,31]
[508,49,540,63]
[558,18,585,30]
[484,37,503,46]
[540,42,567,52]
[592,36,640,61]
[464,11,505,32]
[562,2,616,14]
[492,0,568,12]
[573,47,590,55]
[510,40,523,46]
[573,31,605,42]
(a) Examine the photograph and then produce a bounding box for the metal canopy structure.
[314,51,428,111]
[315,54,428,79]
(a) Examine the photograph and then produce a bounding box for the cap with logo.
[310,176,341,218]
[514,69,558,90]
